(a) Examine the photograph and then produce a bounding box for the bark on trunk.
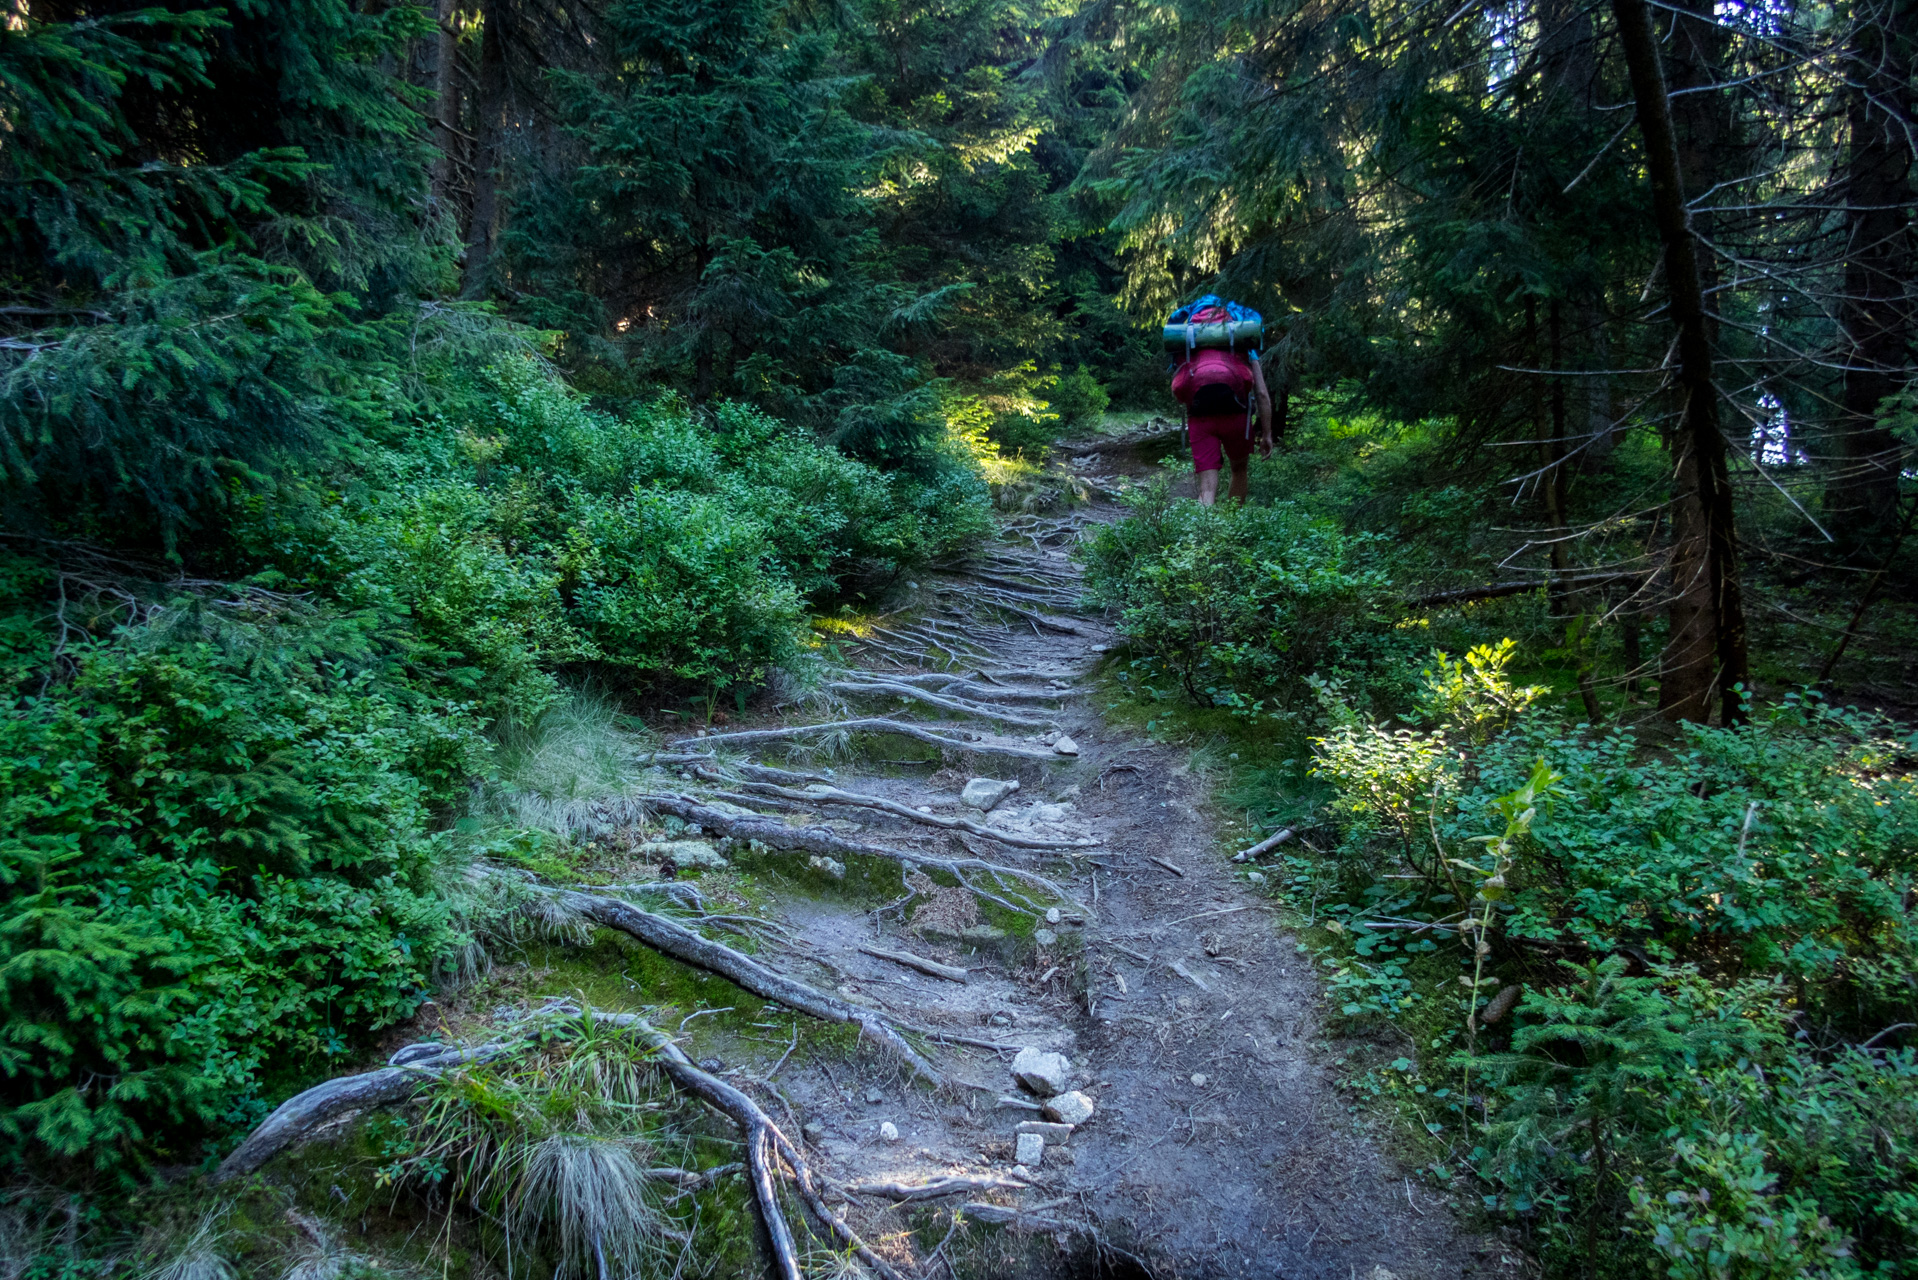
[460,0,507,299]
[429,0,461,211]
[1831,0,1914,545]
[1613,0,1750,725]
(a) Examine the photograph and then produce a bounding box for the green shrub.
[1080,480,1408,707]
[1047,365,1110,431]
[1307,662,1918,1276]
[559,488,802,691]
[0,610,476,1169]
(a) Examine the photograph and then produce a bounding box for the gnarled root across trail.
[691,768,1099,851]
[213,1008,911,1280]
[549,885,946,1084]
[615,793,1090,917]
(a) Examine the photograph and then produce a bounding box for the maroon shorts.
[1188,412,1254,472]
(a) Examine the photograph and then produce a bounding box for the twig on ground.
[857,945,970,983]
[1232,827,1296,862]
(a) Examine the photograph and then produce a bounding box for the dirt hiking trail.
[646,434,1525,1279]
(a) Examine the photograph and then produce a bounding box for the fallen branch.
[857,945,970,983]
[1231,827,1295,863]
[1412,571,1646,608]
[709,774,1098,851]
[672,717,1058,761]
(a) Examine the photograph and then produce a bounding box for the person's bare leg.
[1227,457,1251,502]
[1197,469,1221,505]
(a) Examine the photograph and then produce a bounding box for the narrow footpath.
[662,437,1522,1279]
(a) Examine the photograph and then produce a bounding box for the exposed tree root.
[673,717,1058,761]
[826,679,1057,728]
[599,880,706,908]
[863,671,1080,702]
[218,1006,904,1280]
[551,886,945,1085]
[593,1013,910,1280]
[213,1042,512,1182]
[844,1174,1029,1202]
[943,592,1083,635]
[625,793,1089,917]
[700,773,1099,851]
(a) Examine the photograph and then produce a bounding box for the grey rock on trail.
[1011,1046,1072,1097]
[1042,1090,1095,1126]
[638,838,727,870]
[960,777,1020,811]
[1015,1132,1046,1166]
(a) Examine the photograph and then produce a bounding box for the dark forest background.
[1,0,1913,1269]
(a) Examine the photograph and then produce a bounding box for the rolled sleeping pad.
[1162,319,1263,353]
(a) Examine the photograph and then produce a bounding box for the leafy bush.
[1306,662,1918,1276]
[0,352,993,1175]
[0,600,475,1169]
[1080,480,1407,706]
[1047,365,1110,431]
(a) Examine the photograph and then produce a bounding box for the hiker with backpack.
[1165,296,1273,505]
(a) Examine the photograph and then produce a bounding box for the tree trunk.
[429,0,462,211]
[460,0,507,299]
[1830,0,1914,546]
[1612,0,1751,725]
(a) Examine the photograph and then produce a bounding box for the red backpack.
[1170,305,1255,416]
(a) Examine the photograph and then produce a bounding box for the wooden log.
[1231,827,1296,862]
[857,945,970,984]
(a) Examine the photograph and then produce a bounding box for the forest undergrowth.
[1081,397,1918,1280]
[4,0,1915,1269]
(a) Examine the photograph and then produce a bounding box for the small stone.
[637,839,728,870]
[803,1122,824,1143]
[1052,736,1079,756]
[1011,1046,1072,1097]
[1191,1073,1208,1087]
[879,1122,899,1143]
[1042,1090,1095,1126]
[1246,871,1267,885]
[1034,928,1058,946]
[1091,644,1109,652]
[917,805,932,814]
[864,1087,885,1104]
[1014,1132,1045,1166]
[989,1011,1014,1028]
[1045,908,1062,925]
[961,777,1021,812]
[806,854,847,880]
[1366,1270,1405,1280]
[1015,1121,1074,1141]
